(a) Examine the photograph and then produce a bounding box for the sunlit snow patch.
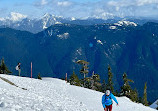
[109,26,117,29]
[114,20,137,27]
[97,40,103,45]
[57,32,69,39]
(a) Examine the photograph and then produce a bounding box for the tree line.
[68,60,149,106]
[0,58,11,74]
[0,58,150,106]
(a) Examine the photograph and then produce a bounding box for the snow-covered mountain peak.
[71,17,76,21]
[0,12,27,22]
[42,13,52,18]
[41,13,58,29]
[8,12,27,22]
[0,17,5,21]
[42,13,64,20]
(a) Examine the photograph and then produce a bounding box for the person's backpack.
[15,65,19,70]
[105,94,112,101]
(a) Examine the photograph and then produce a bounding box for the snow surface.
[55,22,62,24]
[0,18,5,21]
[0,12,27,22]
[71,17,76,21]
[8,12,27,22]
[0,74,156,111]
[57,33,69,39]
[109,26,117,29]
[97,40,103,45]
[114,20,137,26]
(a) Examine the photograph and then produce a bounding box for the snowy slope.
[0,74,156,111]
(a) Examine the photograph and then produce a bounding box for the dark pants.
[105,104,112,111]
[18,69,21,76]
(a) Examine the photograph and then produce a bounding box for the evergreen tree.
[115,90,120,97]
[120,72,134,97]
[142,82,148,106]
[138,97,142,103]
[82,71,101,91]
[107,65,114,94]
[91,72,101,91]
[76,60,89,87]
[37,73,42,80]
[130,88,139,102]
[156,101,158,110]
[84,77,92,89]
[69,71,80,86]
[0,58,11,74]
[92,72,100,83]
[120,73,139,102]
[76,60,89,79]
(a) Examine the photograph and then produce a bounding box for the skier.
[16,62,21,76]
[102,90,119,111]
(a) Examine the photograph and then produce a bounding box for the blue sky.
[0,0,158,19]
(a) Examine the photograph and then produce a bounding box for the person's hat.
[106,90,110,95]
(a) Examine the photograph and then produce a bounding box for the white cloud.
[136,0,158,6]
[105,0,158,18]
[116,7,120,11]
[32,0,158,19]
[41,0,48,5]
[107,0,137,7]
[107,0,158,7]
[0,0,158,20]
[34,0,48,7]
[57,1,72,7]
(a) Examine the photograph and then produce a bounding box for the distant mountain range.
[0,22,158,102]
[1,12,158,34]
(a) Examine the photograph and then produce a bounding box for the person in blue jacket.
[102,90,119,111]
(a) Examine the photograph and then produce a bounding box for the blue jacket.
[102,93,118,108]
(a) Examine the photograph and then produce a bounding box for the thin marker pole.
[65,73,67,82]
[31,62,32,78]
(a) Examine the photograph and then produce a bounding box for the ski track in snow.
[0,75,156,111]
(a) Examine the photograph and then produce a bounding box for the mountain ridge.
[0,22,158,102]
[1,12,158,33]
